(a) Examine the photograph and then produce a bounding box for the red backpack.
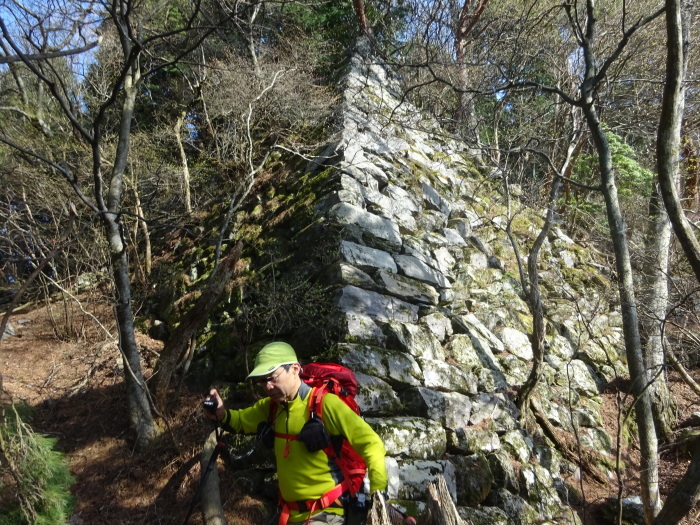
[299,362,367,495]
[269,362,368,524]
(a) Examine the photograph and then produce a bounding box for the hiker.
[204,341,388,525]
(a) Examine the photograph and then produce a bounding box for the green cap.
[246,342,298,379]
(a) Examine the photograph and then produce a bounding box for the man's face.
[256,363,301,402]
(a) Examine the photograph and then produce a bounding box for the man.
[205,341,388,525]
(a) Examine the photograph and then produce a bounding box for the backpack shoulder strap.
[308,384,329,420]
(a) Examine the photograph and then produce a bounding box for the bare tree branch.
[0,35,101,64]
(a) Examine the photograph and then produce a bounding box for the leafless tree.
[562,2,665,520]
[0,0,227,450]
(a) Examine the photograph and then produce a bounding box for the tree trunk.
[517,175,562,412]
[366,492,393,525]
[133,180,152,277]
[652,2,700,520]
[110,234,156,449]
[512,120,578,413]
[681,136,699,211]
[175,111,193,214]
[642,184,675,442]
[352,0,372,37]
[454,1,488,149]
[583,101,661,522]
[102,64,156,450]
[666,347,700,396]
[657,0,700,283]
[576,2,661,519]
[455,52,479,148]
[151,242,243,412]
[653,439,700,525]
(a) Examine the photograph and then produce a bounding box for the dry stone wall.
[258,40,626,524]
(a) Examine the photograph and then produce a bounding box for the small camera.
[203,396,218,413]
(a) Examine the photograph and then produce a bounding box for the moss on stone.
[560,266,608,292]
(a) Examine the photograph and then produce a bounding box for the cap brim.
[246,361,297,379]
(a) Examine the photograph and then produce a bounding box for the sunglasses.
[253,366,288,385]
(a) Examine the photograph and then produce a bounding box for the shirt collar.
[298,381,311,400]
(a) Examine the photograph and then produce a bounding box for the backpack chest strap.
[273,431,297,457]
[277,481,347,525]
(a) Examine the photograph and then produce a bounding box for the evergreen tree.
[0,402,75,525]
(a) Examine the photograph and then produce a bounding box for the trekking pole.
[182,395,281,525]
[182,401,228,525]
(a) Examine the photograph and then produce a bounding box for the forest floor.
[1,299,699,524]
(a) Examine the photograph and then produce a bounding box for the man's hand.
[203,389,226,422]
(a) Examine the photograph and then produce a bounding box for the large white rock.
[497,326,533,361]
[400,387,472,430]
[385,321,445,361]
[330,202,402,250]
[376,270,440,305]
[419,358,478,395]
[367,416,447,460]
[337,285,419,323]
[339,343,423,387]
[470,393,519,432]
[343,312,386,345]
[420,312,454,342]
[340,240,397,273]
[354,372,401,416]
[394,254,451,289]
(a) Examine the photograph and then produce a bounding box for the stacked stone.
[299,40,623,525]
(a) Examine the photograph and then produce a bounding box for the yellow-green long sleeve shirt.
[221,387,387,522]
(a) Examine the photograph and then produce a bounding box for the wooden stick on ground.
[199,429,226,525]
[367,491,394,525]
[426,475,466,525]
